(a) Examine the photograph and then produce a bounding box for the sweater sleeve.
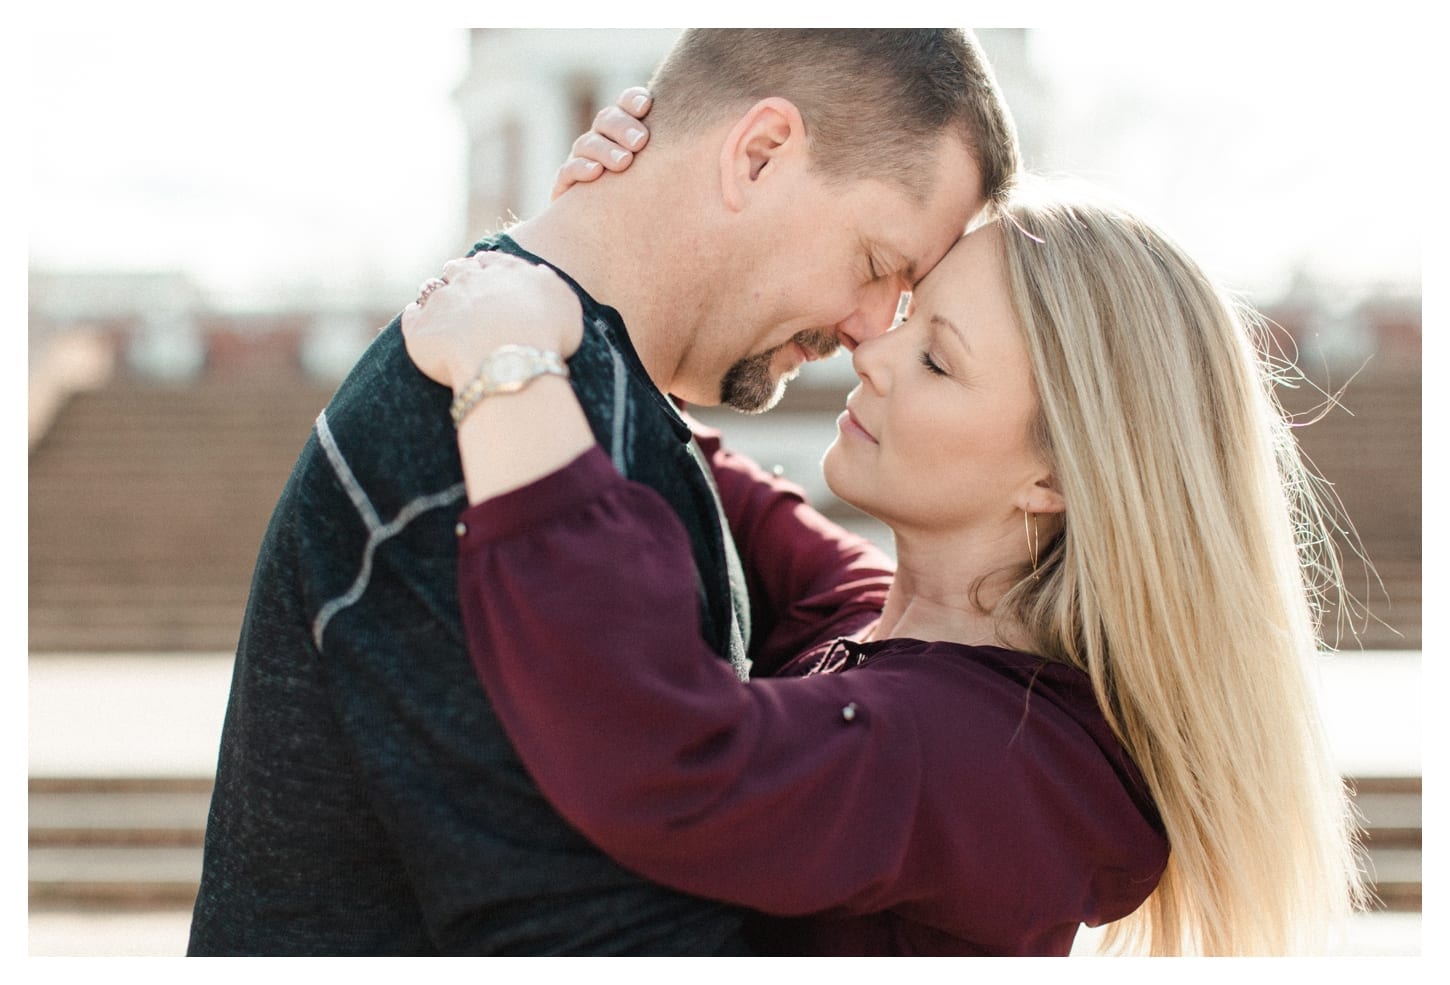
[455,447,1167,933]
[692,424,892,676]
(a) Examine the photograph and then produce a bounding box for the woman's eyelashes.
[919,350,949,377]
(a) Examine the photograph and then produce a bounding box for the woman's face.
[822,224,1050,538]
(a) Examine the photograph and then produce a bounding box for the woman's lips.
[837,407,878,444]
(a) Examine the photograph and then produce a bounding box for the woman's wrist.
[456,374,595,505]
[449,345,569,429]
[447,331,571,397]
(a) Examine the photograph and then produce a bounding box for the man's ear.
[718,98,807,212]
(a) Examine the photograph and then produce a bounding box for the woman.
[401,115,1366,956]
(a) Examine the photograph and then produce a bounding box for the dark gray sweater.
[187,236,752,954]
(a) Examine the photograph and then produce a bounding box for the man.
[189,29,1017,955]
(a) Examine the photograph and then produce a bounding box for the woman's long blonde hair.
[992,181,1368,955]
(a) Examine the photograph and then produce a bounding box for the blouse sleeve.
[692,424,892,676]
[455,446,1167,933]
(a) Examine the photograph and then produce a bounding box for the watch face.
[491,351,532,386]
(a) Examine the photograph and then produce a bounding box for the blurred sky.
[25,17,1429,310]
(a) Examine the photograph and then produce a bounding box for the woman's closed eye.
[919,350,949,377]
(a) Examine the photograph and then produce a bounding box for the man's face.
[680,133,986,413]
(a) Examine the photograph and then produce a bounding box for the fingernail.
[610,148,629,165]
[625,128,645,147]
[631,94,649,113]
[584,160,601,170]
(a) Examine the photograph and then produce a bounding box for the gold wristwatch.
[450,344,569,428]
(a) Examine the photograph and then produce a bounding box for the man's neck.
[507,176,711,397]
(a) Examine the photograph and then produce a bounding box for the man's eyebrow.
[930,313,971,356]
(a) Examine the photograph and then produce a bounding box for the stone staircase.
[28,377,336,653]
[1350,776,1423,912]
[27,773,1420,915]
[29,778,211,910]
[1277,366,1422,650]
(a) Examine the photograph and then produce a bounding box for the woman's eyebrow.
[930,313,972,357]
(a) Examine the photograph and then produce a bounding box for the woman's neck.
[870,524,1031,650]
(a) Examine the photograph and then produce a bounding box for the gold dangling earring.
[1025,510,1040,581]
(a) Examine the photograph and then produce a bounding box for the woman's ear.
[1021,475,1066,517]
[718,98,806,212]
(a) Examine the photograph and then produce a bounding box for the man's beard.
[719,330,839,414]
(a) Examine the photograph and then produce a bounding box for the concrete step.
[30,779,213,846]
[27,652,1425,915]
[1351,779,1421,847]
[28,625,243,653]
[26,773,1423,912]
[29,608,247,634]
[29,845,203,908]
[29,779,211,908]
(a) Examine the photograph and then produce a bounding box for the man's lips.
[793,340,837,364]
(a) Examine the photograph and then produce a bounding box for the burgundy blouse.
[454,441,1168,955]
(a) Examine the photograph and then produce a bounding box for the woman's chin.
[821,445,875,521]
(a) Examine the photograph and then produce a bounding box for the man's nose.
[835,286,907,351]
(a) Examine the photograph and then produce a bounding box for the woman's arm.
[455,452,922,917]
[456,454,1167,930]
[401,251,589,504]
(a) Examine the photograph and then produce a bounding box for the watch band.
[450,344,569,428]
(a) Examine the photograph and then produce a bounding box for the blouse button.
[841,702,859,723]
[455,522,467,537]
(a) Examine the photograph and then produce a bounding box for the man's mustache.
[792,331,841,360]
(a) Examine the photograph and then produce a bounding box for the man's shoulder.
[307,319,463,504]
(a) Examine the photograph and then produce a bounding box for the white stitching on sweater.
[609,345,627,474]
[310,408,466,650]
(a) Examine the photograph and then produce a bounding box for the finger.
[552,157,605,200]
[573,131,635,171]
[470,251,530,272]
[591,105,649,153]
[440,257,474,283]
[615,86,652,118]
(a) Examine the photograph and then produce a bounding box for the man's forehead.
[875,187,979,279]
[871,215,966,287]
[847,153,980,282]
